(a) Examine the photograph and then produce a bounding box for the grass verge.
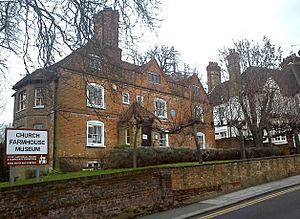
[0,160,233,188]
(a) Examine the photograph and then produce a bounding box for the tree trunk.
[238,128,246,160]
[293,129,300,154]
[266,129,273,147]
[133,124,139,168]
[251,127,264,147]
[192,124,203,163]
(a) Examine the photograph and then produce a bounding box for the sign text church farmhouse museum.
[12,8,216,170]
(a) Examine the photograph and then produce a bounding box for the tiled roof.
[12,68,56,90]
[207,66,300,106]
[119,102,158,123]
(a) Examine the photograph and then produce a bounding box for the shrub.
[114,144,131,149]
[0,142,9,182]
[106,146,284,169]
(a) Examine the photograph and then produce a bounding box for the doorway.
[141,126,151,146]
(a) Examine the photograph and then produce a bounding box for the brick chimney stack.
[207,61,221,92]
[93,8,121,60]
[226,49,241,82]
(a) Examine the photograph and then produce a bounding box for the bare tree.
[128,44,180,74]
[217,37,282,148]
[0,0,161,74]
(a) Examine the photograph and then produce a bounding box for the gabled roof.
[273,63,300,96]
[208,66,281,106]
[119,102,158,123]
[12,39,207,99]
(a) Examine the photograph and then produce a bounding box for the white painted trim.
[86,120,105,147]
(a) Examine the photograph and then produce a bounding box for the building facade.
[12,8,215,170]
[207,49,300,147]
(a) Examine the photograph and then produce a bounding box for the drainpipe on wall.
[52,72,59,170]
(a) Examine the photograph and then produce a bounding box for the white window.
[33,124,44,129]
[159,132,169,147]
[86,161,101,168]
[136,95,144,106]
[125,128,130,145]
[155,98,167,119]
[148,72,161,84]
[122,92,130,104]
[87,83,105,108]
[89,54,101,70]
[195,106,204,122]
[197,132,206,149]
[87,120,105,147]
[220,131,227,138]
[34,88,44,108]
[18,91,26,111]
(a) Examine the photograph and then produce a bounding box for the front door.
[141,126,151,146]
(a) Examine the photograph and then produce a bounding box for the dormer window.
[89,54,101,70]
[148,72,160,84]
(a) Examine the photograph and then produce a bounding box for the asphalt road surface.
[194,185,300,219]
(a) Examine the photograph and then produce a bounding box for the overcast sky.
[1,0,300,124]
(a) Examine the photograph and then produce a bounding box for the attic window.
[192,85,200,98]
[89,54,101,70]
[148,72,160,84]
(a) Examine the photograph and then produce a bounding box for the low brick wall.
[1,155,300,218]
[171,156,300,204]
[0,171,173,218]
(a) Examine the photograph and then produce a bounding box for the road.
[194,185,300,219]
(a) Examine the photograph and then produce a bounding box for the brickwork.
[12,8,216,172]
[1,156,300,218]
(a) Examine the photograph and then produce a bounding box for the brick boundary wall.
[1,155,300,218]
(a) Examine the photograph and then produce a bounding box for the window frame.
[192,85,200,98]
[155,98,167,119]
[196,132,206,149]
[86,120,105,147]
[33,123,44,129]
[159,131,169,147]
[195,105,204,122]
[125,128,130,145]
[148,72,161,84]
[136,95,144,106]
[86,83,105,109]
[122,92,130,105]
[88,54,101,70]
[18,90,27,112]
[33,88,45,108]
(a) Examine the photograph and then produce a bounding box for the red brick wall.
[13,54,216,171]
[54,68,216,168]
[1,156,300,218]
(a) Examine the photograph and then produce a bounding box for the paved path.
[139,175,300,219]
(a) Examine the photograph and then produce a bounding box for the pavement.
[139,175,300,219]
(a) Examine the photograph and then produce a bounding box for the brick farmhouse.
[12,8,215,170]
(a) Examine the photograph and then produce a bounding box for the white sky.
[1,0,300,124]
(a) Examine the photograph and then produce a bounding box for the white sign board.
[5,129,49,166]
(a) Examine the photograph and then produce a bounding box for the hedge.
[107,146,284,169]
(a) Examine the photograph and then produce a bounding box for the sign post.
[5,128,49,183]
